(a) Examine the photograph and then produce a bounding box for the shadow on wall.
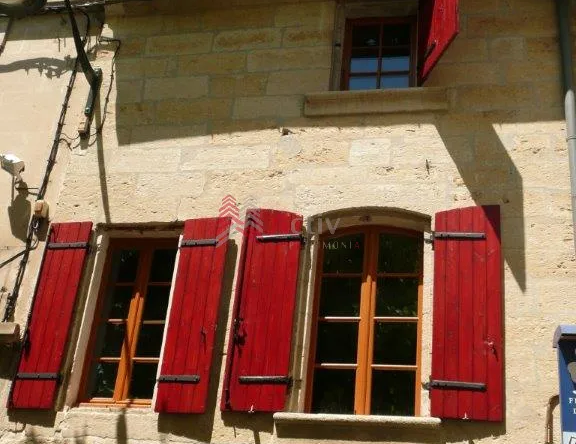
[7,181,31,242]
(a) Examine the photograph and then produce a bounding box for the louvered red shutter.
[221,209,303,412]
[430,205,502,421]
[9,222,93,409]
[418,0,460,84]
[155,217,231,413]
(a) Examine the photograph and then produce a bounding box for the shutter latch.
[423,379,486,391]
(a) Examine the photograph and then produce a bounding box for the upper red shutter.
[155,217,231,414]
[9,222,93,410]
[418,0,460,84]
[221,209,303,413]
[430,205,502,421]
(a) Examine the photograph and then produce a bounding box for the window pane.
[135,324,165,357]
[381,52,410,72]
[373,323,417,365]
[376,278,419,317]
[104,286,133,320]
[142,285,171,320]
[311,369,355,413]
[322,233,364,273]
[316,322,358,363]
[149,248,177,282]
[96,323,126,357]
[110,249,139,283]
[377,232,420,273]
[382,24,410,47]
[349,76,378,90]
[380,75,410,89]
[350,48,379,73]
[371,370,415,415]
[87,362,118,398]
[129,363,158,399]
[351,25,380,47]
[319,277,362,316]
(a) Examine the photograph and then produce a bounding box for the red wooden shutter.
[221,209,303,412]
[9,222,92,410]
[430,205,502,421]
[155,217,231,414]
[418,0,460,84]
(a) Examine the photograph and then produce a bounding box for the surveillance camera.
[1,154,25,181]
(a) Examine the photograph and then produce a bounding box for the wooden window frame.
[78,237,178,408]
[341,16,418,91]
[304,226,423,415]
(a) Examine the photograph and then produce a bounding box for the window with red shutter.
[221,209,303,413]
[429,205,503,422]
[9,222,93,410]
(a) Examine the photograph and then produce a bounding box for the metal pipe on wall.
[556,0,576,255]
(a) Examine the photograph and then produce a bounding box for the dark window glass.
[352,25,380,47]
[322,234,364,273]
[349,76,378,90]
[380,75,410,89]
[373,323,417,365]
[371,371,415,415]
[88,362,118,398]
[104,286,133,320]
[319,277,362,317]
[377,233,420,273]
[311,369,355,414]
[97,323,126,357]
[142,286,171,320]
[382,25,410,47]
[149,248,177,282]
[376,278,419,317]
[381,52,410,72]
[316,322,358,363]
[135,324,165,358]
[129,363,159,399]
[350,48,379,73]
[110,249,139,283]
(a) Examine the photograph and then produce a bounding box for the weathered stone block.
[233,96,302,119]
[179,53,246,75]
[282,27,333,47]
[146,32,213,56]
[156,98,232,124]
[180,145,271,170]
[210,74,268,97]
[349,138,392,167]
[144,76,209,100]
[247,47,332,72]
[267,69,330,95]
[213,29,282,52]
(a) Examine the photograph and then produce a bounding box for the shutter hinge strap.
[238,375,292,386]
[256,234,305,244]
[16,372,60,381]
[47,242,89,250]
[425,231,486,245]
[157,375,200,383]
[180,239,218,248]
[424,379,486,391]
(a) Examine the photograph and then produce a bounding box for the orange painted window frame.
[305,226,423,415]
[78,238,178,407]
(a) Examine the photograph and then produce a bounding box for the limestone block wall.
[0,0,574,443]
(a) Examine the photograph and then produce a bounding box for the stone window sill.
[304,87,449,117]
[273,412,442,429]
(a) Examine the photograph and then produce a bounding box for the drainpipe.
[556,0,576,254]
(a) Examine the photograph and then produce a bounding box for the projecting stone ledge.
[304,87,449,117]
[0,322,20,343]
[273,412,442,428]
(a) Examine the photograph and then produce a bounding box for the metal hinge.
[256,234,305,244]
[180,239,218,248]
[423,379,486,391]
[425,231,486,246]
[238,375,292,386]
[157,375,200,383]
[16,372,60,381]
[46,241,89,250]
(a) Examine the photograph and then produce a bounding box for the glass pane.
[110,249,139,283]
[322,233,364,273]
[319,277,362,316]
[311,369,355,413]
[149,248,177,282]
[129,363,158,399]
[349,76,378,90]
[104,286,133,320]
[135,324,165,357]
[376,278,419,317]
[377,232,420,273]
[351,24,380,47]
[382,24,411,47]
[96,323,126,357]
[373,323,417,365]
[381,52,410,72]
[380,75,410,89]
[142,285,171,320]
[87,362,118,398]
[371,371,415,415]
[315,322,358,363]
[350,48,379,73]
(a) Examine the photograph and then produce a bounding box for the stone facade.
[0,0,574,443]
